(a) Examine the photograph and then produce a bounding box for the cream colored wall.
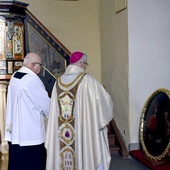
[19,0,170,151]
[99,0,129,147]
[21,0,130,147]
[22,0,101,81]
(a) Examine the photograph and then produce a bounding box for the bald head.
[23,53,42,66]
[23,53,43,74]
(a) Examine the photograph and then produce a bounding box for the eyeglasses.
[80,62,89,66]
[32,62,43,67]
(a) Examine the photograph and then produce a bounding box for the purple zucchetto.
[70,51,84,63]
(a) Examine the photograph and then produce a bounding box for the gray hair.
[23,53,42,66]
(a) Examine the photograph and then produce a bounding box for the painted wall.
[21,0,101,81]
[99,0,170,149]
[99,0,129,146]
[20,0,170,149]
[128,0,170,145]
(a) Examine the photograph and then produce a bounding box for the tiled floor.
[109,154,149,170]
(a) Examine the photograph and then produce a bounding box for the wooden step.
[108,134,120,154]
[108,134,116,145]
[108,120,128,158]
[109,144,119,154]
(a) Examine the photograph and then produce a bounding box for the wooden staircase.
[108,119,128,158]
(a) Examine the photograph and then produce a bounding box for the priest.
[45,51,113,170]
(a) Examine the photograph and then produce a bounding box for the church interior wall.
[128,0,170,148]
[99,0,129,147]
[11,0,131,149]
[99,0,170,150]
[3,0,170,152]
[22,0,102,81]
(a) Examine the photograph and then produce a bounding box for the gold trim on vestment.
[58,72,84,88]
[57,91,76,102]
[57,72,87,170]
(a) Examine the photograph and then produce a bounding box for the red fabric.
[147,115,157,131]
[129,150,170,170]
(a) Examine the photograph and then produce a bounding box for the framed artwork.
[140,88,170,161]
[0,18,6,60]
[13,60,23,72]
[7,61,13,74]
[114,0,127,14]
[6,20,14,59]
[27,23,66,77]
[6,22,24,60]
[26,23,67,94]
[13,23,24,60]
[0,60,6,75]
[25,11,71,94]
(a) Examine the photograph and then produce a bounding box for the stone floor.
[109,154,149,170]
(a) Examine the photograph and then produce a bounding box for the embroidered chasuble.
[45,65,113,170]
[57,73,86,170]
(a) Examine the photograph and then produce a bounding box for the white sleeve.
[26,76,51,117]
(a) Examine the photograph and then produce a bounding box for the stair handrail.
[111,119,128,158]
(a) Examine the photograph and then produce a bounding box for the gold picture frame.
[115,0,127,14]
[140,88,170,161]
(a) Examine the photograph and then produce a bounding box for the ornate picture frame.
[13,23,24,60]
[140,88,170,161]
[0,18,6,60]
[26,23,68,94]
[27,23,66,78]
[25,11,71,94]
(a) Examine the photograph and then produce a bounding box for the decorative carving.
[0,82,9,155]
[6,21,14,59]
[13,23,24,59]
[27,23,65,78]
[0,17,5,60]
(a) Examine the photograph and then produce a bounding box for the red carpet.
[129,150,170,170]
